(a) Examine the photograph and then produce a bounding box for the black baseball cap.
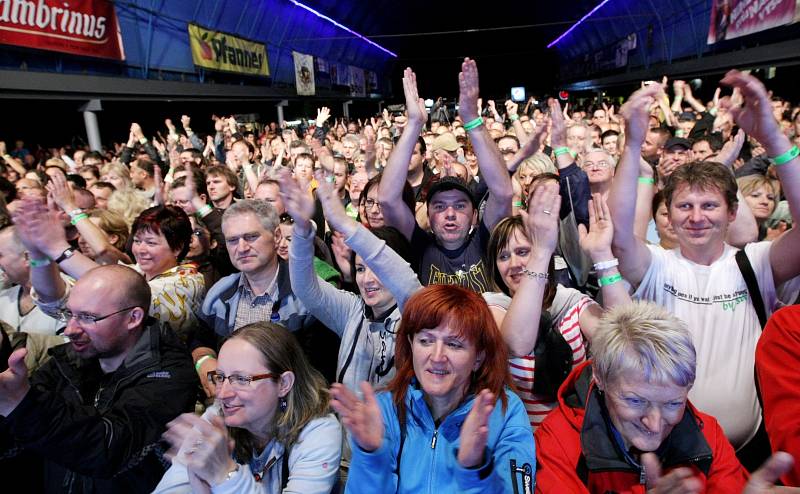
[425,176,477,208]
[665,137,692,150]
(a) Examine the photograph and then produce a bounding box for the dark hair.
[601,129,619,140]
[83,150,105,164]
[360,173,415,220]
[651,189,667,220]
[348,226,413,284]
[663,161,738,210]
[133,158,156,178]
[172,166,208,199]
[66,174,87,189]
[179,148,206,167]
[416,136,427,155]
[90,181,116,193]
[131,205,192,261]
[386,285,513,428]
[692,134,723,152]
[487,215,557,306]
[206,165,240,190]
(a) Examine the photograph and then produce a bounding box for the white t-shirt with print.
[633,242,776,449]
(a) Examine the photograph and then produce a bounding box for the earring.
[279,396,287,412]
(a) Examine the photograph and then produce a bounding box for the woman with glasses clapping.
[155,322,341,493]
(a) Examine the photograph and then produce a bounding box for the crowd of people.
[1,57,800,493]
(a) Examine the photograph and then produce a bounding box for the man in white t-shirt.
[608,73,800,458]
[0,226,64,335]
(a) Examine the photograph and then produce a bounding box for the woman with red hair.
[331,284,535,493]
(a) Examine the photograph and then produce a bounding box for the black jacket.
[0,322,198,494]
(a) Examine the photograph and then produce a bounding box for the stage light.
[288,0,398,58]
[547,0,611,49]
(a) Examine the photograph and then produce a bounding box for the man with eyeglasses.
[191,199,323,397]
[580,148,616,198]
[0,264,197,493]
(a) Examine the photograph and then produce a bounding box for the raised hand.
[11,198,69,260]
[715,129,746,168]
[520,179,561,257]
[578,193,614,262]
[330,382,384,453]
[152,164,165,206]
[642,452,702,494]
[181,115,191,129]
[276,168,315,231]
[316,106,331,127]
[549,98,567,148]
[45,171,78,213]
[402,68,427,126]
[620,84,663,145]
[505,100,519,118]
[720,70,784,151]
[458,58,481,122]
[313,169,354,235]
[457,389,495,468]
[0,348,30,416]
[131,122,144,141]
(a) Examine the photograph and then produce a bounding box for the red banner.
[0,0,124,60]
[708,0,799,44]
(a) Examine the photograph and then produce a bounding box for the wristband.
[520,268,549,280]
[195,204,213,218]
[638,177,655,185]
[195,355,215,373]
[138,137,148,144]
[67,208,83,219]
[553,147,571,157]
[593,258,619,271]
[771,145,799,166]
[70,213,88,226]
[509,114,520,122]
[598,273,623,287]
[512,201,524,208]
[462,117,484,131]
[28,257,52,268]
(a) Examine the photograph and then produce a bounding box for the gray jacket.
[289,225,421,392]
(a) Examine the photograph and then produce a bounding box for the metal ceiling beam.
[560,38,800,91]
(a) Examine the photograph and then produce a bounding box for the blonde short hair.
[107,189,150,228]
[592,301,696,388]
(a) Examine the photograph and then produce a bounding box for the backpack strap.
[281,446,291,490]
[735,249,767,330]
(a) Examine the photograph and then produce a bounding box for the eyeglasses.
[364,199,381,210]
[583,160,613,169]
[57,306,138,326]
[207,371,276,388]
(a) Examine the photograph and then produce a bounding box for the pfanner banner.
[708,0,799,43]
[188,23,269,77]
[0,0,124,60]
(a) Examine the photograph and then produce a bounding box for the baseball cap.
[430,133,460,153]
[678,112,696,122]
[425,176,476,207]
[665,137,691,150]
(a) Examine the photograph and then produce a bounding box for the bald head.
[78,265,151,316]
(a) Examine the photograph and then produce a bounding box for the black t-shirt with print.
[410,219,492,293]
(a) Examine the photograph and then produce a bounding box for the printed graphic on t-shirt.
[662,283,749,311]
[426,260,489,292]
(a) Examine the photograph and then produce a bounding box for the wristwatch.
[54,247,77,264]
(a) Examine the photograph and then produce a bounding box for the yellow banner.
[188,24,269,77]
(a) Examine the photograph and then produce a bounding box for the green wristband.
[771,145,799,166]
[70,213,88,226]
[195,355,216,373]
[28,257,52,268]
[463,117,484,131]
[512,201,524,208]
[638,177,655,185]
[553,147,571,157]
[510,114,520,122]
[598,273,623,287]
[195,204,213,218]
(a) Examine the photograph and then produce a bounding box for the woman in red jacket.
[534,301,795,493]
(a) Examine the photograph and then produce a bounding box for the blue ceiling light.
[288,0,398,58]
[547,0,612,48]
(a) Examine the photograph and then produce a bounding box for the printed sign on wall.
[0,0,124,60]
[708,0,798,43]
[292,51,315,95]
[188,23,269,76]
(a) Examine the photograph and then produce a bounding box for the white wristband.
[593,258,619,271]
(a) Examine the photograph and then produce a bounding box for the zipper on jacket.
[430,429,438,449]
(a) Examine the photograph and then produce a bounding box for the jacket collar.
[567,363,714,475]
[223,259,292,304]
